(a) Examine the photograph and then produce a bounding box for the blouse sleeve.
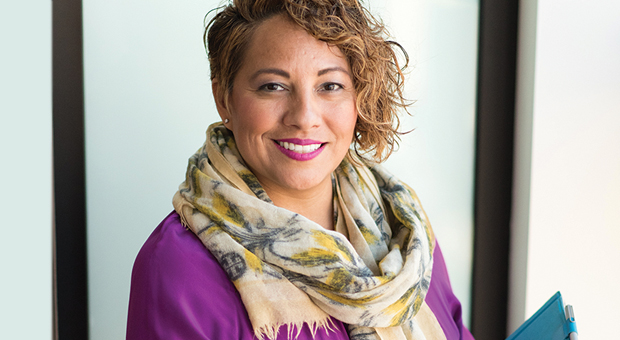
[126,212,257,340]
[126,212,349,340]
[425,241,475,340]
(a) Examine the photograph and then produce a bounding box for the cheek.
[229,96,273,135]
[332,101,358,138]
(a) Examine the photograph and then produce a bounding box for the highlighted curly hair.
[205,0,409,163]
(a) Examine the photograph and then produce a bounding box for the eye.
[258,83,286,92]
[320,83,344,92]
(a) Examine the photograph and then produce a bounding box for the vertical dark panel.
[53,0,89,338]
[471,0,519,339]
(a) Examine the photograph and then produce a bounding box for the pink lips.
[274,138,325,161]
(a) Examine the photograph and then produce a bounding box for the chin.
[279,173,329,192]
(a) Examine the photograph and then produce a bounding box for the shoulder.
[130,211,231,284]
[130,211,236,295]
[127,211,350,340]
[126,211,255,340]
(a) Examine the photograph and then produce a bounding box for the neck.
[262,179,335,231]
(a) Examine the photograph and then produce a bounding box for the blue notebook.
[506,292,578,340]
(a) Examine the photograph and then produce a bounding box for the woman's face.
[214,15,357,198]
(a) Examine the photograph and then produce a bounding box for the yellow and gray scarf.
[173,123,446,340]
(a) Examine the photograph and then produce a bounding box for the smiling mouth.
[276,140,324,154]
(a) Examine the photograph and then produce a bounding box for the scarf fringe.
[254,317,336,340]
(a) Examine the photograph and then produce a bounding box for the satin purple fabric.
[127,212,474,340]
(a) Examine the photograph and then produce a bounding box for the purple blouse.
[127,212,474,340]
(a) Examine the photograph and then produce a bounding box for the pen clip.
[564,305,578,340]
[565,305,575,322]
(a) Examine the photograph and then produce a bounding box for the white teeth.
[278,141,322,153]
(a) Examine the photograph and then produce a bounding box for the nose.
[283,90,321,130]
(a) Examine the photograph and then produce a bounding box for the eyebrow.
[317,67,350,77]
[250,66,350,81]
[250,68,290,81]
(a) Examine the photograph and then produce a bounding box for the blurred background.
[1,0,619,339]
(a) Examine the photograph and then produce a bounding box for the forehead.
[240,14,349,71]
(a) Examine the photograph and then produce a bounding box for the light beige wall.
[510,0,620,337]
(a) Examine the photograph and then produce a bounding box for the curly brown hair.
[205,0,409,163]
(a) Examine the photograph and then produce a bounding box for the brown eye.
[320,83,343,92]
[259,83,285,91]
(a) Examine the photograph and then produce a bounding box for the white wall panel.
[0,1,53,339]
[377,0,478,325]
[83,1,219,339]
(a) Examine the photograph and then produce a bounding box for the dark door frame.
[53,0,88,339]
[471,1,519,339]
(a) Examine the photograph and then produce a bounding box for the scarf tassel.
[254,317,336,340]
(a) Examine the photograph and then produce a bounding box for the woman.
[127,0,474,339]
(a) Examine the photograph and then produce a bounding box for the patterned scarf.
[173,123,446,340]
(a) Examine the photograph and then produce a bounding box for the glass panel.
[83,0,478,337]
[372,0,479,325]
